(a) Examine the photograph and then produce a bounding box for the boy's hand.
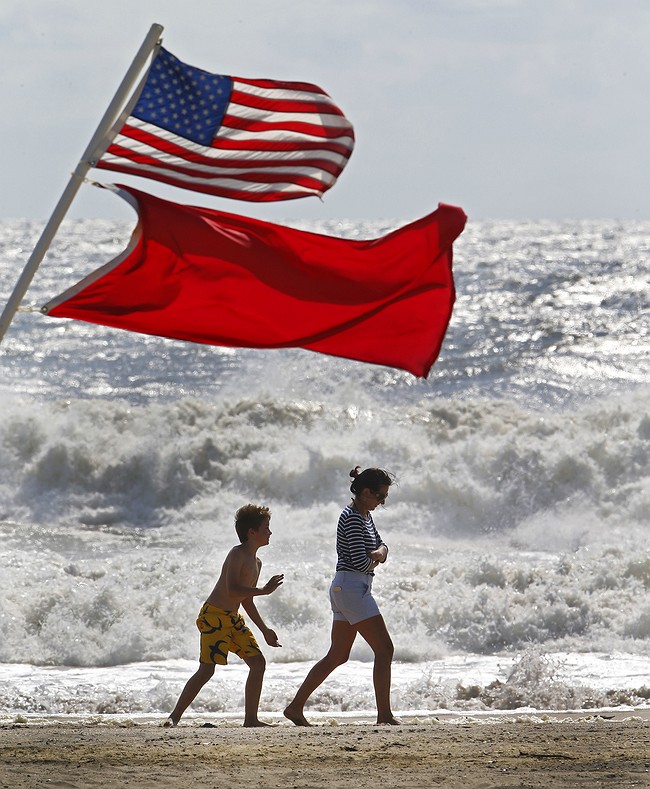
[263,628,282,648]
[261,574,284,595]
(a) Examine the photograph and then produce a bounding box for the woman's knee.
[373,637,394,661]
[324,648,350,669]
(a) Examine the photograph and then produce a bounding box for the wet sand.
[1,712,649,788]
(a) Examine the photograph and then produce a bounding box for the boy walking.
[164,504,283,727]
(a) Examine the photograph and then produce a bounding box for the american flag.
[96,47,355,202]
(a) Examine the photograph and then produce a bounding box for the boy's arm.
[241,558,281,647]
[226,550,284,598]
[241,597,282,648]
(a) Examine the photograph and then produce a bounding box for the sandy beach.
[1,712,648,788]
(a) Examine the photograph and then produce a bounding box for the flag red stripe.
[107,127,347,175]
[94,163,320,200]
[221,113,352,140]
[116,122,353,158]
[98,147,330,189]
[233,76,333,94]
[229,88,347,118]
[104,142,342,180]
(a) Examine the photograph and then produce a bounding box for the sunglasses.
[372,491,388,502]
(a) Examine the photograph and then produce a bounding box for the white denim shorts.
[329,570,381,625]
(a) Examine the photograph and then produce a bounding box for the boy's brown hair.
[235,504,271,543]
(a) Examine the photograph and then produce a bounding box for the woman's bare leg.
[284,620,357,726]
[356,614,400,725]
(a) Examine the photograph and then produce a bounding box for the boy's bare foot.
[283,705,312,727]
[163,716,178,728]
[377,716,402,725]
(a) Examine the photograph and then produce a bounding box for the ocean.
[0,212,648,721]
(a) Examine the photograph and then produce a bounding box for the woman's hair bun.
[349,466,395,495]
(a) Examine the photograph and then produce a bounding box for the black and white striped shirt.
[335,504,387,574]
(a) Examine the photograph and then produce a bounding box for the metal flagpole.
[0,22,164,345]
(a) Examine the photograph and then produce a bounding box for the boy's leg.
[241,654,268,727]
[166,662,215,726]
[356,614,400,725]
[284,619,357,726]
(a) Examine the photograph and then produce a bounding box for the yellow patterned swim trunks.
[196,603,262,665]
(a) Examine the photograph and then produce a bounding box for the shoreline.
[4,708,650,724]
[3,705,650,726]
[2,712,649,788]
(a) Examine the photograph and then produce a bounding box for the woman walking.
[284,466,400,726]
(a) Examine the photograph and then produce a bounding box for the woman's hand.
[368,546,388,564]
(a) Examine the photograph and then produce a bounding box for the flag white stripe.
[99,157,324,195]
[226,101,354,130]
[114,129,350,167]
[104,141,339,182]
[215,122,354,147]
[125,119,354,156]
[232,80,340,106]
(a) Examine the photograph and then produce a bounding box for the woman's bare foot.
[377,716,402,725]
[162,716,178,728]
[283,704,312,727]
[243,719,274,727]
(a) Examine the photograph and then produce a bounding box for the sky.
[1,0,649,222]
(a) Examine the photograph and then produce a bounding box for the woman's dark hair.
[349,466,395,495]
